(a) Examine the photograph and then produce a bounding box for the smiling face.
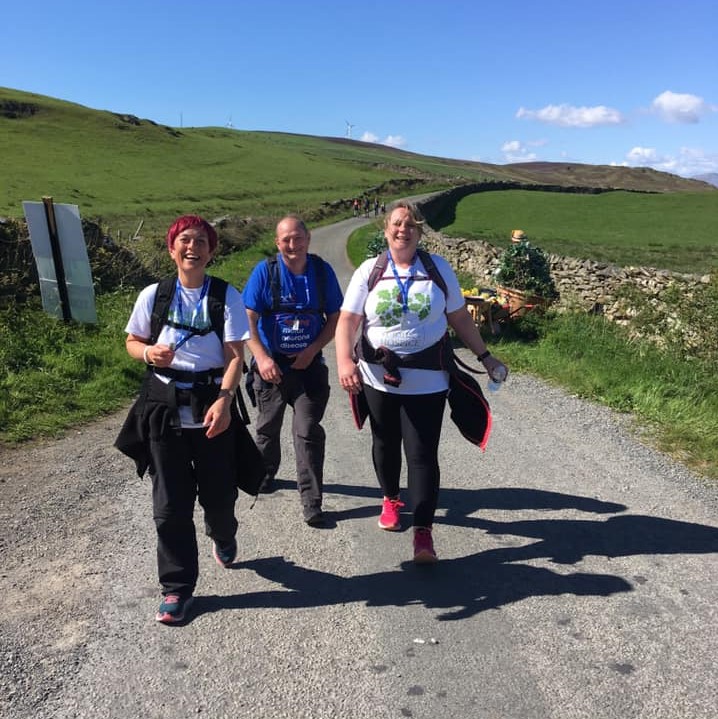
[169,226,213,282]
[275,217,311,270]
[384,207,421,264]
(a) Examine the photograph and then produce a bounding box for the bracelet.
[143,345,153,365]
[477,350,491,361]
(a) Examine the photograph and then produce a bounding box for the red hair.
[166,215,218,252]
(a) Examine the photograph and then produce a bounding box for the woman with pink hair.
[117,215,249,624]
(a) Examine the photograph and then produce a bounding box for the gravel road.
[1,217,717,719]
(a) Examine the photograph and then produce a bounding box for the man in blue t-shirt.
[243,214,343,525]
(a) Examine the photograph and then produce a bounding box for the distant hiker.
[115,215,249,625]
[374,198,380,216]
[353,198,360,217]
[243,215,343,525]
[335,202,508,563]
[363,196,371,217]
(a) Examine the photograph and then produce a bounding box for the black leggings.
[363,385,447,527]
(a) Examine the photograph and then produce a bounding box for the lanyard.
[172,276,209,351]
[279,259,310,309]
[388,253,417,314]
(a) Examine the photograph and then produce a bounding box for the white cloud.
[624,145,718,177]
[501,140,522,153]
[650,91,712,123]
[516,103,624,128]
[626,146,658,163]
[360,131,407,149]
[501,139,537,162]
[383,134,407,149]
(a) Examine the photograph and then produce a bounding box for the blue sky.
[3,0,717,178]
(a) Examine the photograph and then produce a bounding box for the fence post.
[42,196,72,322]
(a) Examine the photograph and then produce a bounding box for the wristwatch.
[218,388,236,399]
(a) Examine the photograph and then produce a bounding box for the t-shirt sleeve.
[340,258,374,315]
[432,255,466,313]
[124,283,158,338]
[322,261,344,313]
[242,263,269,313]
[224,284,250,342]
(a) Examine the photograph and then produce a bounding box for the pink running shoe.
[378,497,404,530]
[413,527,438,563]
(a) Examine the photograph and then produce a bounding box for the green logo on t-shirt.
[375,289,431,326]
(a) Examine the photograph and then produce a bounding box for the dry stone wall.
[419,226,712,324]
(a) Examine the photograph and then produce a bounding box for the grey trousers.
[254,360,330,510]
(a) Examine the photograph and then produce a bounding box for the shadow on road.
[192,487,718,622]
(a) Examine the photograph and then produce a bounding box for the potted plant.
[494,238,558,313]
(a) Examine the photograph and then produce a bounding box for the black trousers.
[363,385,447,527]
[150,426,238,596]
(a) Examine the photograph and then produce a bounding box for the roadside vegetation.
[1,86,717,481]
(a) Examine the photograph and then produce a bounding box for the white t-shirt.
[341,253,465,394]
[125,278,250,427]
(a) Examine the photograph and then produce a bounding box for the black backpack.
[366,248,448,297]
[150,275,228,344]
[264,253,327,315]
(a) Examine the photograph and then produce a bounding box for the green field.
[2,86,711,240]
[437,190,718,273]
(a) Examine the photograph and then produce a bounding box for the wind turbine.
[345,120,355,139]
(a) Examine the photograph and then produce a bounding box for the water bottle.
[487,364,507,393]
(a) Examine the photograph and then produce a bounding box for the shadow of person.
[467,514,718,565]
[322,483,627,528]
[194,552,632,623]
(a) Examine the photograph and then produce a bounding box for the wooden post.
[42,196,72,322]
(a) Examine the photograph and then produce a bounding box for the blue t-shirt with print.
[243,254,343,356]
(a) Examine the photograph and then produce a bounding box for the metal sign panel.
[23,201,97,323]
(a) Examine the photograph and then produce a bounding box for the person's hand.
[481,354,509,381]
[338,359,362,395]
[289,347,315,370]
[257,356,283,384]
[147,343,175,368]
[204,396,232,438]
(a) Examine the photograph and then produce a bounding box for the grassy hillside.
[2,86,712,240]
[439,190,718,273]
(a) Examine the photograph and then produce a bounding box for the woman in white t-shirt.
[118,215,249,624]
[335,202,508,563]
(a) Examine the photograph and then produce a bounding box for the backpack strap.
[265,254,326,315]
[367,250,390,291]
[206,277,228,343]
[310,254,327,314]
[150,275,228,344]
[416,249,447,297]
[266,257,281,312]
[367,249,447,297]
[150,277,176,344]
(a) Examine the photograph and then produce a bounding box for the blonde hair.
[384,201,425,233]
